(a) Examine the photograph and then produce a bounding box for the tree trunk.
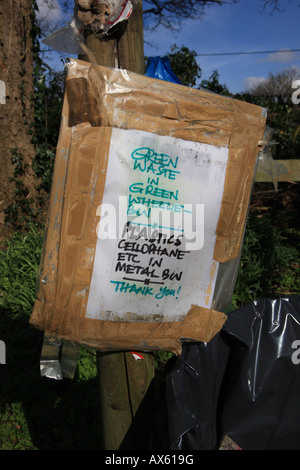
[0,0,38,240]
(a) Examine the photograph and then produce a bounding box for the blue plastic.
[145,56,181,84]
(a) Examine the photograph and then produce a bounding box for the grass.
[0,191,299,449]
[0,225,101,450]
[0,225,43,317]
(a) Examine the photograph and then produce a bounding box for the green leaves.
[77,349,97,381]
[200,70,230,96]
[31,64,63,195]
[168,44,202,87]
[0,225,44,319]
[232,211,300,308]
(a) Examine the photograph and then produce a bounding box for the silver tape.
[40,336,80,380]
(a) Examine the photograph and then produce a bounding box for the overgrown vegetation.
[0,224,43,317]
[0,225,100,449]
[232,209,300,308]
[30,1,63,202]
[237,91,300,160]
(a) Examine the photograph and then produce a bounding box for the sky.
[36,0,300,93]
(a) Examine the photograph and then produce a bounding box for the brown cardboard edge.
[214,105,266,262]
[30,89,73,332]
[30,59,266,352]
[31,302,227,355]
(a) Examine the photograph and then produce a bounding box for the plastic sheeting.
[42,0,133,54]
[153,295,300,450]
[145,56,181,85]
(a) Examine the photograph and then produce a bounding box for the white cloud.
[244,76,267,91]
[36,0,62,26]
[261,48,300,63]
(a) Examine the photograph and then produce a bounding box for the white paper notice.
[86,128,229,322]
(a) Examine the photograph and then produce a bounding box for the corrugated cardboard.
[30,59,266,354]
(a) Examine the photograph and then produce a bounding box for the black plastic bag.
[153,334,230,450]
[153,295,300,450]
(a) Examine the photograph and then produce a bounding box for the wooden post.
[81,0,144,74]
[79,0,155,450]
[96,351,155,450]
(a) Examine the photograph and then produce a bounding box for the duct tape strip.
[60,341,81,379]
[40,336,80,380]
[40,337,63,380]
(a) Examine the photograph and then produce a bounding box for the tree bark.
[0,0,39,240]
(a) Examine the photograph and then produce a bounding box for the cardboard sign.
[86,127,229,322]
[30,59,266,353]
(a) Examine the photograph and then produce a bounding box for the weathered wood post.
[78,0,155,450]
